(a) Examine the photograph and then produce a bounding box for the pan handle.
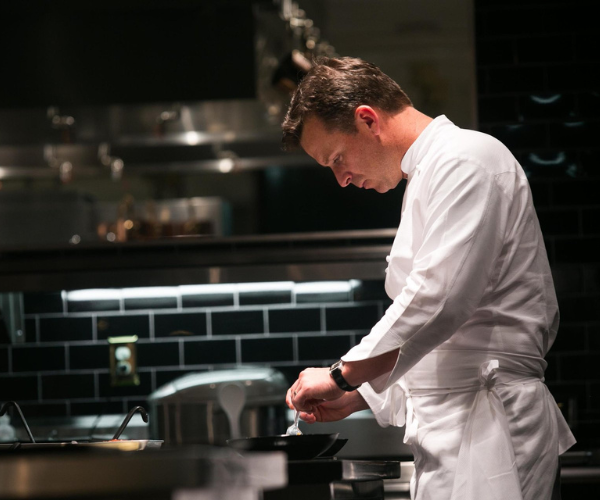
[112,406,149,440]
[0,401,35,443]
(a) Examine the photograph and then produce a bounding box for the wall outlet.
[108,335,140,387]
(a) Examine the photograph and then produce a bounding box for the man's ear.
[355,105,381,136]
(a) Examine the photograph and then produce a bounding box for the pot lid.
[148,366,288,404]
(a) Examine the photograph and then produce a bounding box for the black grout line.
[178,339,184,368]
[292,335,298,363]
[264,309,269,336]
[94,372,99,399]
[92,314,97,342]
[149,311,155,340]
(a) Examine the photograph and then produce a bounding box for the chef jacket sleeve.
[342,157,521,393]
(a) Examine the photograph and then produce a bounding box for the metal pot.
[147,367,288,446]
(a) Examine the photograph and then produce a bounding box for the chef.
[282,57,575,500]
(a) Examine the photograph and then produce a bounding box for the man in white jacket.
[282,57,575,500]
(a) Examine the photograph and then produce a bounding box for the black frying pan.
[227,433,339,460]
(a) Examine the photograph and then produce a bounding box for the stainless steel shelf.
[0,229,396,292]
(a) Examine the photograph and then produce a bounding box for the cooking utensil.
[149,368,288,446]
[228,433,339,460]
[0,401,35,443]
[112,406,148,440]
[286,410,302,436]
[218,382,246,439]
[316,437,348,457]
[0,403,162,453]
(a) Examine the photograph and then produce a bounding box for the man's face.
[299,114,403,193]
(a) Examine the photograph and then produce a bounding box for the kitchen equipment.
[291,408,411,459]
[148,367,289,446]
[264,458,401,500]
[317,437,348,458]
[0,401,35,442]
[217,382,246,439]
[0,402,162,452]
[0,445,286,500]
[227,433,339,460]
[95,196,229,242]
[286,410,302,436]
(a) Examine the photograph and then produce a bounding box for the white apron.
[361,349,575,500]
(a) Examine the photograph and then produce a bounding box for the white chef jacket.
[341,116,576,500]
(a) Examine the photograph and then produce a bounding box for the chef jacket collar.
[401,115,453,178]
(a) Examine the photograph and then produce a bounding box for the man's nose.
[335,171,352,187]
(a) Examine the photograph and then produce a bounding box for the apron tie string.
[450,359,524,500]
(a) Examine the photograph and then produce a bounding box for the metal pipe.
[0,401,35,443]
[112,406,148,440]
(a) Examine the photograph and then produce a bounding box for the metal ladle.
[218,383,246,440]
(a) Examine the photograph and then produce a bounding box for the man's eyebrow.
[320,154,333,167]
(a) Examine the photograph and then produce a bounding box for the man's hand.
[286,367,344,412]
[298,391,369,424]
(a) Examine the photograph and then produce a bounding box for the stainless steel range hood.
[0,99,310,180]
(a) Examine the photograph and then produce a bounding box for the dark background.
[0,0,256,107]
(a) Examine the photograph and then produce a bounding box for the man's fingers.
[286,387,296,409]
[299,411,317,424]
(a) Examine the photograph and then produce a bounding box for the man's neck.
[390,107,434,164]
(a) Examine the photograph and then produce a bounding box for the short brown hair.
[281,56,412,150]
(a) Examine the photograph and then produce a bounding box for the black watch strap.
[329,360,361,391]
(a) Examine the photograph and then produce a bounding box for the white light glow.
[238,282,294,292]
[180,284,237,295]
[65,281,362,303]
[528,152,566,166]
[295,281,358,294]
[531,94,561,104]
[218,158,234,173]
[66,289,122,301]
[121,287,179,298]
[185,131,201,145]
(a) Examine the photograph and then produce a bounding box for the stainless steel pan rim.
[227,433,339,460]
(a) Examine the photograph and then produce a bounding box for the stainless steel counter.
[0,445,286,499]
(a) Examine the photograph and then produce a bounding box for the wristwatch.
[329,360,361,391]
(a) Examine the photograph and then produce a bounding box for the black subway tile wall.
[477,0,600,448]
[0,348,8,372]
[39,317,93,343]
[269,308,321,333]
[12,346,65,373]
[184,339,237,366]
[97,315,150,340]
[1,282,383,420]
[154,312,207,338]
